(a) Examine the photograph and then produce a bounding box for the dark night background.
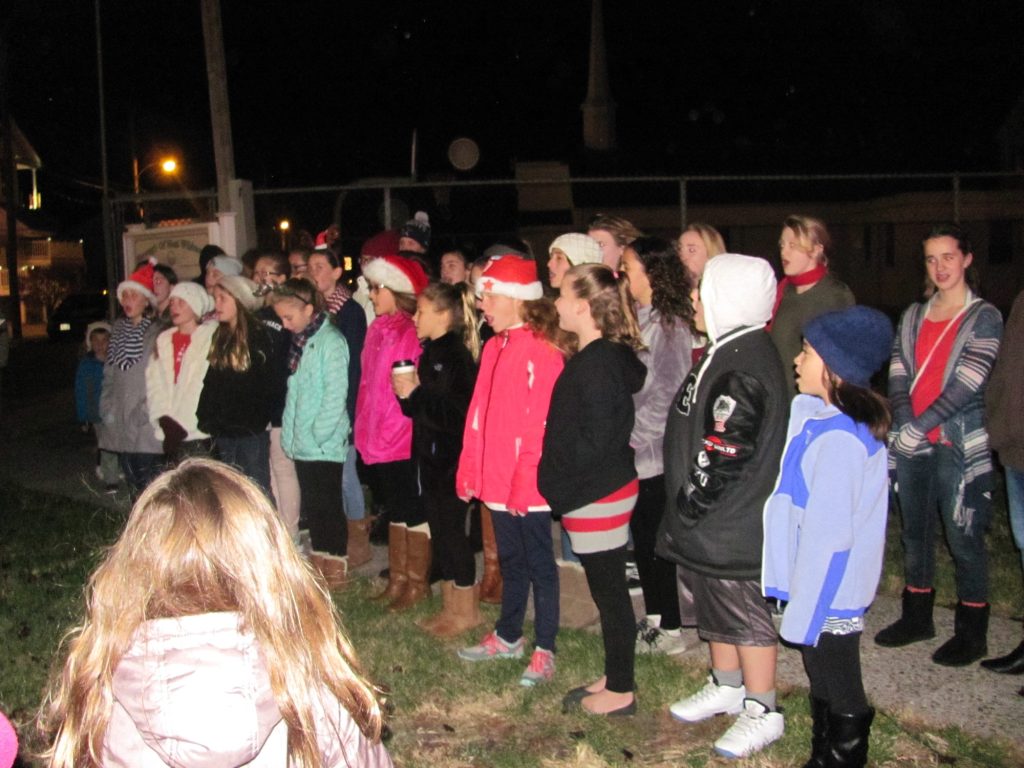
[5,0,1024,258]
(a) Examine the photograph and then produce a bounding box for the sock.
[408,522,430,536]
[712,668,743,688]
[661,627,682,637]
[646,614,662,629]
[748,689,777,712]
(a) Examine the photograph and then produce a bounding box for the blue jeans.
[120,452,163,495]
[1005,465,1024,577]
[215,433,271,500]
[342,444,366,520]
[492,511,559,653]
[895,444,992,603]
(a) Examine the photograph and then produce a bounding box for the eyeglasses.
[254,270,281,279]
[368,282,385,293]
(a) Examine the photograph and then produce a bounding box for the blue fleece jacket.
[762,394,889,646]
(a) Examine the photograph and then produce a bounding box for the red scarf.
[768,264,828,329]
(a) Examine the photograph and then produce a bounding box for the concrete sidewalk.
[3,384,1022,748]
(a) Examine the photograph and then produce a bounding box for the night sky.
[6,0,1024,236]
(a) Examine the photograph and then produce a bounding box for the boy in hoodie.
[657,254,790,758]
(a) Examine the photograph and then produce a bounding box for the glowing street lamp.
[279,219,290,251]
[132,155,180,218]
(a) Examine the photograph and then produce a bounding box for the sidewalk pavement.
[2,385,1022,747]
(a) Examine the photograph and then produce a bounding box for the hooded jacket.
[456,325,565,512]
[762,395,888,646]
[147,321,218,443]
[104,612,392,768]
[657,254,790,580]
[538,337,647,513]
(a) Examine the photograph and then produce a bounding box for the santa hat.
[362,255,429,296]
[170,282,214,320]
[208,255,243,277]
[476,255,543,300]
[361,230,401,260]
[549,233,602,266]
[216,275,263,313]
[400,211,431,250]
[117,257,158,306]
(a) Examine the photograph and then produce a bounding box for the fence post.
[383,186,392,229]
[952,173,961,224]
[679,177,688,231]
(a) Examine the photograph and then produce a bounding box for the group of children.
[54,213,1012,768]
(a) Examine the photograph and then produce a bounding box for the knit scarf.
[287,311,327,373]
[108,316,152,371]
[324,284,351,316]
[768,264,828,329]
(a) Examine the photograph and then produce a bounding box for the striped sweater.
[888,290,1003,493]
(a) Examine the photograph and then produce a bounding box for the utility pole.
[0,26,22,339]
[95,0,118,320]
[199,0,235,215]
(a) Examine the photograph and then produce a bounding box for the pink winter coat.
[355,312,421,465]
[104,612,392,768]
[456,325,565,512]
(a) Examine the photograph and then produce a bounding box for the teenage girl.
[307,247,370,566]
[456,254,570,687]
[763,305,893,768]
[271,278,351,589]
[769,215,855,394]
[38,458,392,768]
[539,263,646,716]
[875,224,1003,666]
[356,255,429,610]
[619,237,694,655]
[586,213,643,270]
[196,275,274,495]
[392,281,481,637]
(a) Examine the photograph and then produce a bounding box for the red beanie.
[360,230,401,260]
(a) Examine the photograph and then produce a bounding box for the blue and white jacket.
[762,395,889,646]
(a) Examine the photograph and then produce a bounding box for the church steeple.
[581,0,616,151]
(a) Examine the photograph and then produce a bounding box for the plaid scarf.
[324,284,351,316]
[287,311,327,373]
[108,316,152,371]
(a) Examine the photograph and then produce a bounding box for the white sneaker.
[636,626,691,656]
[669,675,745,723]
[713,698,784,759]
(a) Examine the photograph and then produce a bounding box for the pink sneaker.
[458,631,525,662]
[520,648,555,686]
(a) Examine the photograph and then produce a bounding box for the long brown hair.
[521,297,576,356]
[825,371,892,441]
[208,286,263,372]
[421,281,481,361]
[564,263,644,350]
[38,459,385,767]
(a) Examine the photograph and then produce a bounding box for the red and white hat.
[475,254,543,300]
[117,257,158,306]
[362,255,429,296]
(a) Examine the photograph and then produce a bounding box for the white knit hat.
[208,255,243,277]
[549,233,602,266]
[475,254,543,300]
[170,282,214,319]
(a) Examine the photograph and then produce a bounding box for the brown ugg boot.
[318,554,349,591]
[389,528,432,612]
[417,580,454,633]
[373,524,408,602]
[479,505,503,604]
[558,560,600,629]
[431,583,484,639]
[347,518,372,569]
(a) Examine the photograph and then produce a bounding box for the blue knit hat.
[802,305,893,387]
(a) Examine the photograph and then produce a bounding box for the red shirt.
[172,331,192,383]
[912,316,962,444]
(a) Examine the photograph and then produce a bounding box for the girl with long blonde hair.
[38,458,391,768]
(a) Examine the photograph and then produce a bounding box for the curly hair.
[628,236,694,330]
[521,297,576,357]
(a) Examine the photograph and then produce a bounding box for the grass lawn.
[2,479,1023,766]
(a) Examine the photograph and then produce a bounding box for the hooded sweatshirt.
[104,612,392,768]
[656,254,790,580]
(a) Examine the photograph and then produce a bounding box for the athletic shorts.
[676,564,777,646]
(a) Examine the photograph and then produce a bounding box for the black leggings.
[800,631,869,714]
[425,491,475,587]
[294,460,346,556]
[362,459,422,526]
[578,545,635,694]
[628,475,682,629]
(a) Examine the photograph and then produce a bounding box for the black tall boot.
[980,639,1024,674]
[802,696,830,768]
[826,708,874,768]
[874,588,935,647]
[932,602,989,666]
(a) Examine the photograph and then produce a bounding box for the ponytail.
[565,263,644,350]
[420,282,482,362]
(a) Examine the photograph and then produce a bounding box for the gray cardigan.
[630,305,692,480]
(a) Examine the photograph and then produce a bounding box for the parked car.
[47,291,111,342]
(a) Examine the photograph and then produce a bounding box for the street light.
[132,156,179,219]
[279,219,290,251]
